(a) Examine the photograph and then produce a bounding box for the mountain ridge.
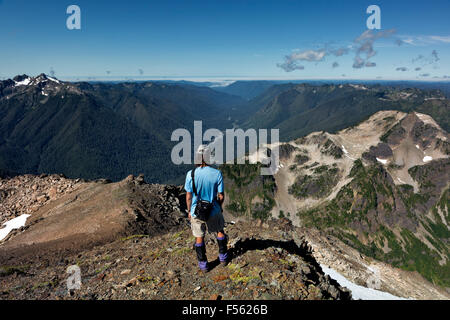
[1,74,450,184]
[0,74,245,183]
[1,110,449,299]
[240,83,450,141]
[222,110,450,288]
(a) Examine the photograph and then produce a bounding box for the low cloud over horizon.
[276,28,445,80]
[277,29,398,72]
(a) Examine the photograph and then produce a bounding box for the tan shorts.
[190,212,225,238]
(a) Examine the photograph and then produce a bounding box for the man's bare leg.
[196,237,204,244]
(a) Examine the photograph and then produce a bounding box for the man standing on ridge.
[184,145,228,273]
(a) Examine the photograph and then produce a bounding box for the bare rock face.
[363,143,393,161]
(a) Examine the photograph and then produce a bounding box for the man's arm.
[217,170,225,208]
[186,192,193,219]
[217,192,224,207]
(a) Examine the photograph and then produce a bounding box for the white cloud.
[276,48,326,72]
[352,29,396,69]
[398,35,450,46]
[331,47,350,57]
[429,36,450,43]
[276,60,305,72]
[291,49,327,62]
[353,56,365,69]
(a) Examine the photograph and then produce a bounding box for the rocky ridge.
[0,175,350,300]
[222,110,449,295]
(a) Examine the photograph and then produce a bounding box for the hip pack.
[191,168,213,222]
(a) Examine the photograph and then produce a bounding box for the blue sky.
[0,0,449,80]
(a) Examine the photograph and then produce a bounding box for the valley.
[0,75,449,299]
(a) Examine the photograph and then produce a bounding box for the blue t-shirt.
[184,166,224,218]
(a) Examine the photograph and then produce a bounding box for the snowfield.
[0,214,31,241]
[376,157,388,165]
[341,145,356,160]
[320,264,409,300]
[14,78,31,86]
[47,76,60,84]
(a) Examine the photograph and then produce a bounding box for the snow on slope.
[320,264,410,300]
[0,214,31,241]
[14,77,31,86]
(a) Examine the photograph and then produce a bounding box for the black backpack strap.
[191,168,198,196]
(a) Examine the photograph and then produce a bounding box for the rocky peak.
[12,74,30,82]
[0,73,84,100]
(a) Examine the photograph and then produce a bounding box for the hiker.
[184,145,228,273]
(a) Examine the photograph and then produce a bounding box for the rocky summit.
[0,174,350,300]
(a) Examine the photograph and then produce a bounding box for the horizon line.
[3,74,450,83]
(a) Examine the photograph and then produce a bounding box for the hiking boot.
[217,235,229,266]
[200,267,210,273]
[198,260,209,273]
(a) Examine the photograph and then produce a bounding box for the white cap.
[194,144,211,165]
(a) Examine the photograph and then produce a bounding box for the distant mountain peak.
[0,73,70,100]
[12,74,30,82]
[7,73,61,87]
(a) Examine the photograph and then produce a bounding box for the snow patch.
[209,80,235,88]
[349,84,368,90]
[376,158,388,165]
[320,264,409,300]
[423,156,433,163]
[47,76,60,84]
[415,112,441,129]
[397,177,406,184]
[342,145,356,160]
[365,265,378,274]
[14,78,31,86]
[0,214,31,241]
